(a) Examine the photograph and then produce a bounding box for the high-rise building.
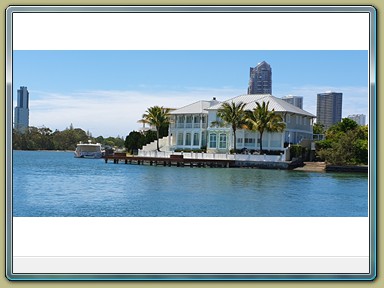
[316,91,343,129]
[348,114,366,126]
[247,61,272,94]
[14,86,29,132]
[281,95,303,109]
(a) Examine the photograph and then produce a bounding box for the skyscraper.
[14,86,29,131]
[281,95,303,109]
[348,114,366,126]
[316,91,343,129]
[247,61,272,94]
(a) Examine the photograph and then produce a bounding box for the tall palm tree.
[245,101,286,153]
[214,101,246,152]
[141,106,171,151]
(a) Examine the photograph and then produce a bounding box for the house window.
[201,116,207,128]
[177,116,185,128]
[193,133,199,146]
[209,133,217,148]
[286,114,291,123]
[186,115,192,128]
[193,116,200,128]
[201,131,207,146]
[177,133,183,145]
[219,134,227,149]
[185,133,191,146]
[244,138,256,144]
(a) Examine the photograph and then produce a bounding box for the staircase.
[141,136,171,152]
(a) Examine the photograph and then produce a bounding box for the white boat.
[74,141,103,158]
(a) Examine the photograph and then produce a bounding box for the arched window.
[219,134,227,149]
[193,133,199,146]
[177,133,183,145]
[185,133,191,146]
[209,133,217,148]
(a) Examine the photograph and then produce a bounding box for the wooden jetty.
[104,153,235,168]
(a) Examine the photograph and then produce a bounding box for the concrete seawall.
[325,165,368,173]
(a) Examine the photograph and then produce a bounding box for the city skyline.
[13,50,369,137]
[14,86,29,131]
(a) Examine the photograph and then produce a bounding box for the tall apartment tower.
[316,91,343,129]
[281,95,303,109]
[247,61,272,94]
[14,86,30,131]
[348,114,366,126]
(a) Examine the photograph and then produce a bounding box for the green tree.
[313,123,325,135]
[245,101,286,153]
[316,120,368,165]
[213,101,246,152]
[125,131,144,154]
[329,117,358,133]
[141,106,171,151]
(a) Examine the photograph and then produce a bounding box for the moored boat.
[74,141,103,158]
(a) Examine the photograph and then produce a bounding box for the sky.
[13,50,369,137]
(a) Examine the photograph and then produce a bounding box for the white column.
[199,114,203,148]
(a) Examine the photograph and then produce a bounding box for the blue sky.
[13,50,369,137]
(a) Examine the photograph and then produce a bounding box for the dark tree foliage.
[13,126,125,151]
[124,130,163,154]
[315,119,368,165]
[125,131,144,154]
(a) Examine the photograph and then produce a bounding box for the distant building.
[348,114,366,126]
[281,95,303,109]
[316,91,343,129]
[14,86,29,132]
[247,61,272,94]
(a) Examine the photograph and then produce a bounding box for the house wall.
[169,113,208,150]
[170,111,314,152]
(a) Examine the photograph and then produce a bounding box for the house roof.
[206,94,315,117]
[170,99,220,115]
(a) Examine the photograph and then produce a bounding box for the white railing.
[138,150,287,162]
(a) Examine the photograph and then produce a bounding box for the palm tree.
[214,101,246,152]
[141,106,171,151]
[245,101,286,153]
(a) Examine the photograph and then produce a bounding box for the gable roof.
[170,99,220,115]
[207,94,315,117]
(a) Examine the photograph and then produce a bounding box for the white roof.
[170,100,220,115]
[207,94,315,117]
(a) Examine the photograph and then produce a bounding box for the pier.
[104,154,235,168]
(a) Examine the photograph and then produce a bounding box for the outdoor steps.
[141,136,170,152]
[293,162,326,172]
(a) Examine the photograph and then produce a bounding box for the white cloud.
[28,87,244,137]
[25,84,369,137]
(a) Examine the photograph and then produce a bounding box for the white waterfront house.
[168,98,220,150]
[168,94,315,153]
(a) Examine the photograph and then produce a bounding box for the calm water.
[12,151,368,217]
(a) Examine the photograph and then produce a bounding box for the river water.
[12,151,368,217]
